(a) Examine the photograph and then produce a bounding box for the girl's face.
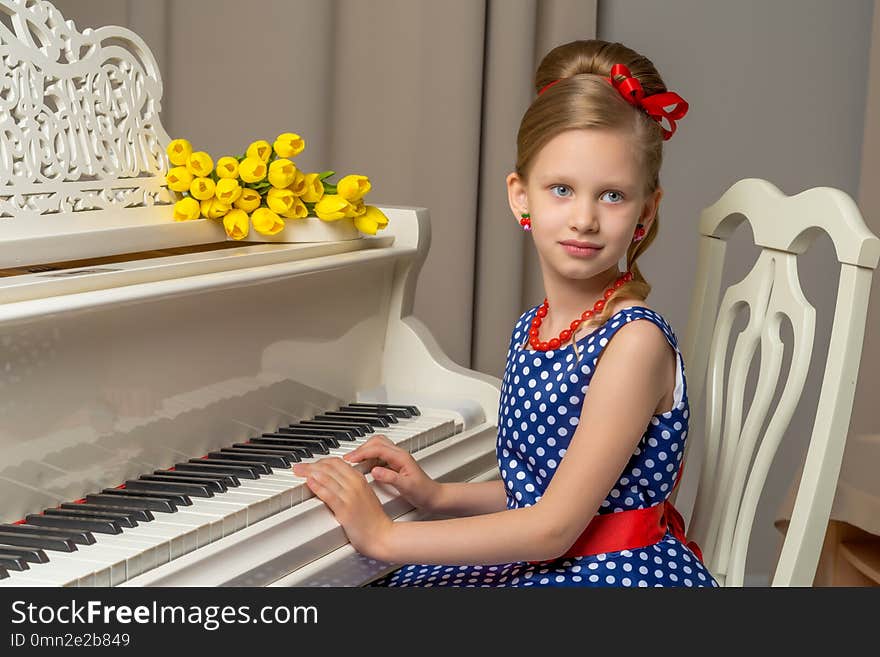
[507,128,662,284]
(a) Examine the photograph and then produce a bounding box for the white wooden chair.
[677,178,880,586]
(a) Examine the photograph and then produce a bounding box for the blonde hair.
[517,39,670,333]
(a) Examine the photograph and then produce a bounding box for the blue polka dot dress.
[370,304,718,587]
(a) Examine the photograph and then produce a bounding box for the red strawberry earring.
[520,212,531,231]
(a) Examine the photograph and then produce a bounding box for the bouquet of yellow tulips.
[165,132,389,240]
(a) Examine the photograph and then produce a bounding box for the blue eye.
[602,191,624,203]
[551,185,571,197]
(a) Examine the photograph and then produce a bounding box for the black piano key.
[275,428,343,447]
[334,408,401,424]
[24,514,123,535]
[213,450,290,468]
[85,493,176,513]
[0,523,95,546]
[140,473,228,493]
[346,402,418,417]
[188,458,271,475]
[100,488,191,507]
[298,420,368,437]
[231,443,308,461]
[172,462,261,480]
[60,502,154,522]
[0,544,49,564]
[0,531,77,552]
[338,410,398,424]
[249,436,329,455]
[43,508,139,529]
[279,427,346,445]
[123,479,213,498]
[156,469,240,488]
[320,411,394,426]
[0,552,29,571]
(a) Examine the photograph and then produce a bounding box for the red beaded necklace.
[528,270,633,351]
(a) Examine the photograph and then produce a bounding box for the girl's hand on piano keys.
[343,435,441,513]
[292,457,393,559]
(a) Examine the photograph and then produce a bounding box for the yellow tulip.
[165,166,193,192]
[288,170,308,197]
[282,195,309,219]
[266,187,296,215]
[167,139,192,166]
[246,140,272,163]
[239,157,267,183]
[353,205,389,235]
[200,198,231,219]
[233,188,262,212]
[314,194,352,221]
[216,156,240,179]
[351,199,367,216]
[186,151,214,177]
[223,209,249,240]
[300,173,324,203]
[252,207,285,235]
[273,132,305,158]
[215,177,243,205]
[189,177,216,201]
[337,174,371,202]
[173,197,201,221]
[268,158,297,188]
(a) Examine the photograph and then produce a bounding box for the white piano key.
[7,548,119,587]
[5,536,159,587]
[113,520,199,561]
[87,533,170,578]
[234,483,297,511]
[5,557,89,587]
[171,497,251,534]
[149,511,224,545]
[7,405,466,587]
[0,569,60,586]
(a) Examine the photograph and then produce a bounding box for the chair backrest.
[678,178,880,586]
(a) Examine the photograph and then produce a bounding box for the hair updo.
[516,39,670,332]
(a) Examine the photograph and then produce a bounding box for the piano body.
[0,0,501,586]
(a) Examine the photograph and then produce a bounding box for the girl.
[293,39,718,587]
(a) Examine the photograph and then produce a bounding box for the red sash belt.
[548,499,702,562]
[531,464,704,564]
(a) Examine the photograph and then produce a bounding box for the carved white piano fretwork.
[0,0,501,586]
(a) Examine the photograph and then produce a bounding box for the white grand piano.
[0,0,501,586]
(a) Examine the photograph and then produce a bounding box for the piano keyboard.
[0,403,463,587]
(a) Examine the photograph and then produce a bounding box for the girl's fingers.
[322,456,371,487]
[304,470,343,510]
[344,441,407,466]
[309,463,347,492]
[294,458,349,488]
[370,466,399,486]
[346,435,394,458]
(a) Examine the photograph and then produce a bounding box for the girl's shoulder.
[608,297,654,315]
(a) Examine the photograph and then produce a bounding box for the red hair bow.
[538,63,689,140]
[603,63,689,140]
